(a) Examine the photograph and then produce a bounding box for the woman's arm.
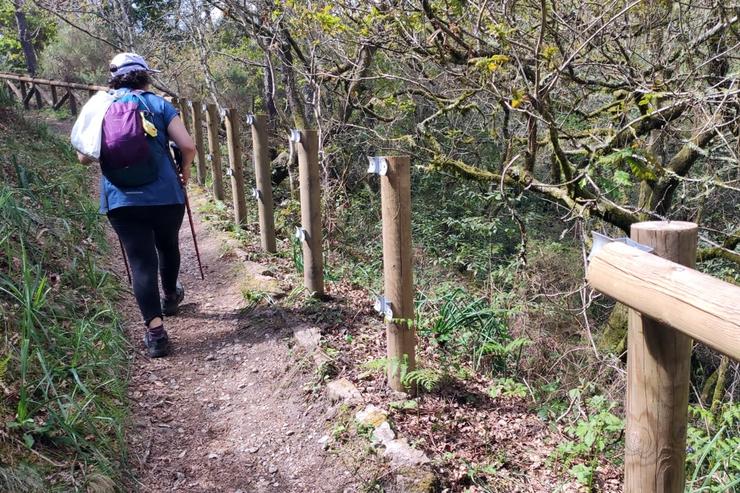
[167,116,196,185]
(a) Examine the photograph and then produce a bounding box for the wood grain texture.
[191,101,208,186]
[587,241,740,360]
[205,104,224,201]
[225,108,247,228]
[588,221,704,493]
[250,114,276,253]
[295,130,324,295]
[380,156,416,391]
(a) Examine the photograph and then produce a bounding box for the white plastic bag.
[70,91,115,161]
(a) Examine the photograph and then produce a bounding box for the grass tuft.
[0,106,128,490]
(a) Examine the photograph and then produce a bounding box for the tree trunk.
[598,303,628,356]
[13,0,38,75]
[276,33,308,130]
[710,356,730,416]
[262,53,278,122]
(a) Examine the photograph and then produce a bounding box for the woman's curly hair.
[109,70,151,90]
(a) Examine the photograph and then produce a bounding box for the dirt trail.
[43,115,360,492]
[118,192,359,492]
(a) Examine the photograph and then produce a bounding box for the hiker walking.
[75,53,196,357]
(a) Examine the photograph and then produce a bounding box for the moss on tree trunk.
[597,304,628,355]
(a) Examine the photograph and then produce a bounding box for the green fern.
[403,368,444,392]
[361,357,388,375]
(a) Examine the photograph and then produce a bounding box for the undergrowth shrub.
[553,393,624,488]
[0,109,128,491]
[0,84,15,108]
[417,287,526,375]
[686,404,740,492]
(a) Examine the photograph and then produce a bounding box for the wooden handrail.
[587,241,740,361]
[0,72,107,92]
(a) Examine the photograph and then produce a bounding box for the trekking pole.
[170,142,205,280]
[119,237,132,285]
[184,191,205,280]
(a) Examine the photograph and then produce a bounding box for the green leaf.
[23,433,34,448]
[613,170,632,187]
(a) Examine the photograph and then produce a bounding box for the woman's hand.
[167,116,196,184]
[77,152,95,165]
[180,166,190,186]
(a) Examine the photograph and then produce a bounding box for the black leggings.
[108,204,185,325]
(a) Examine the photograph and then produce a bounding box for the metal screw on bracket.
[374,296,393,321]
[289,129,302,143]
[295,227,308,242]
[367,156,388,176]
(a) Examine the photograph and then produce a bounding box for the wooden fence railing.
[588,221,740,493]
[4,73,737,492]
[0,72,107,114]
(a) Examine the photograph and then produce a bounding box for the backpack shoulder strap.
[129,91,154,114]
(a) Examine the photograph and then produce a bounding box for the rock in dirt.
[372,421,396,444]
[326,378,362,404]
[318,435,330,450]
[380,466,438,493]
[355,404,387,428]
[293,325,322,350]
[383,438,430,467]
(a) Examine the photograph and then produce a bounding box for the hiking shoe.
[144,326,170,358]
[162,281,185,316]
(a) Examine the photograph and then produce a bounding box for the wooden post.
[294,129,324,295]
[19,81,29,109]
[225,108,247,228]
[191,101,207,186]
[624,221,697,493]
[68,91,77,115]
[5,81,22,102]
[250,115,276,253]
[206,103,225,200]
[379,156,416,391]
[33,84,43,108]
[53,90,69,111]
[50,85,58,106]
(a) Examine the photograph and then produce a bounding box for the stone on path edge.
[290,328,436,492]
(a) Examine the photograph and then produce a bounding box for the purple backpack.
[100,92,158,187]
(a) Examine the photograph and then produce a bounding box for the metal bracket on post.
[367,156,388,176]
[225,167,234,177]
[588,231,654,262]
[295,227,308,242]
[245,114,255,126]
[289,129,302,143]
[251,188,261,200]
[374,296,393,321]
